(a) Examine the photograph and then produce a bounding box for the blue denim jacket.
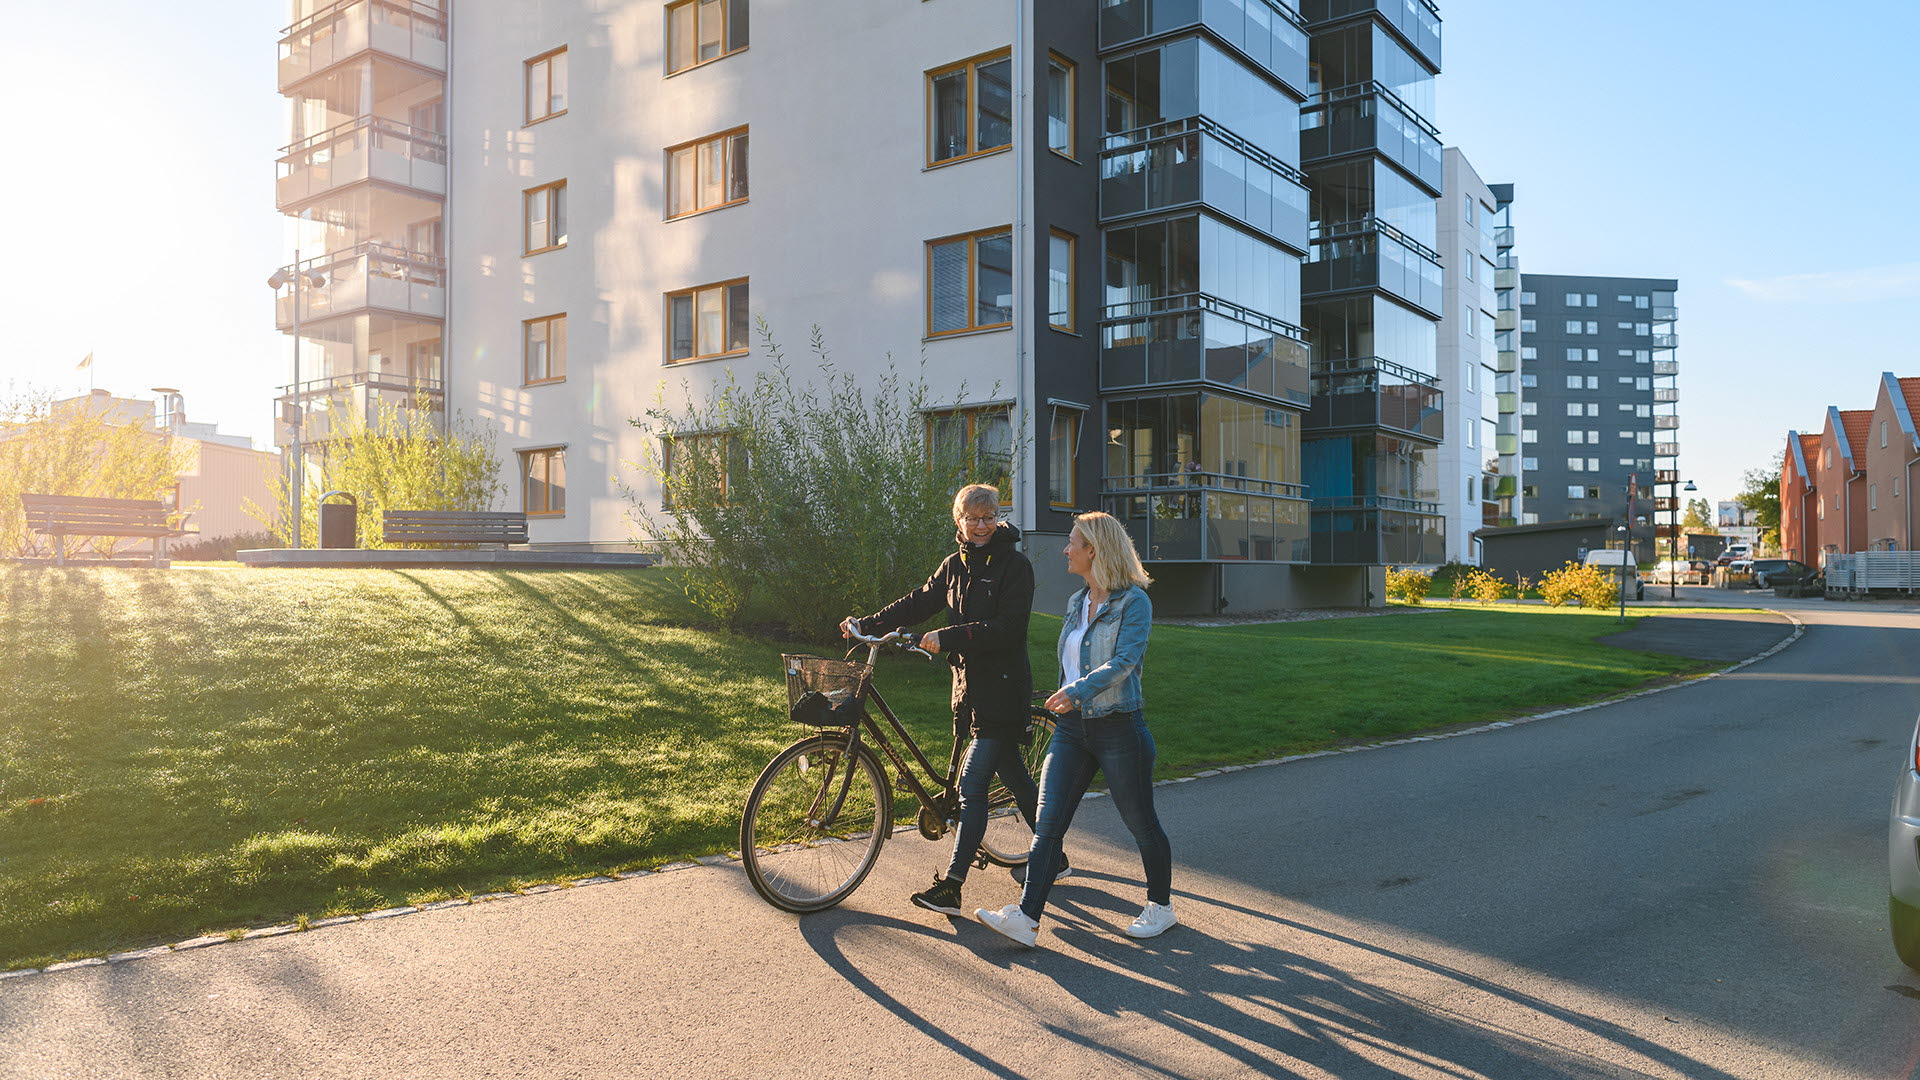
[1056,584,1151,718]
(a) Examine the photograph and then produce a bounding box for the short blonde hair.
[1072,511,1151,591]
[951,484,1001,521]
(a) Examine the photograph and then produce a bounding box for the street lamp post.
[1616,524,1630,622]
[266,254,326,549]
[1670,478,1698,600]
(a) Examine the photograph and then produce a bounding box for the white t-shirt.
[1060,592,1098,687]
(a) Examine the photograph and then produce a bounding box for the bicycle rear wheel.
[740,734,891,913]
[979,712,1055,867]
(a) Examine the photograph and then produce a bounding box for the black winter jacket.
[856,523,1035,736]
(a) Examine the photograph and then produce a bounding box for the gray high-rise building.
[1517,274,1679,548]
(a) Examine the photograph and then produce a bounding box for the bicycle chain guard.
[916,804,948,841]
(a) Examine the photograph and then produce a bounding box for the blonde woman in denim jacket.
[976,511,1174,947]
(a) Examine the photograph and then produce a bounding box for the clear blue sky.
[3,0,1915,512]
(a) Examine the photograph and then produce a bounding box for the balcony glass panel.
[1100,0,1310,97]
[280,0,448,90]
[1298,0,1440,70]
[1652,333,1678,349]
[1100,119,1310,252]
[1653,360,1678,375]
[1302,218,1442,315]
[275,243,446,328]
[1653,415,1680,430]
[1494,267,1518,290]
[1101,295,1309,404]
[1496,433,1518,456]
[1654,387,1678,403]
[1308,503,1444,564]
[1496,349,1518,373]
[1656,442,1679,457]
[1308,356,1441,441]
[1103,479,1311,563]
[277,115,447,210]
[1299,84,1441,193]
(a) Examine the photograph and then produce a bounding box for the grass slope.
[0,567,1703,968]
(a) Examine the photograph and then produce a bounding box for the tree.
[1681,498,1714,531]
[246,395,505,548]
[1736,466,1783,552]
[0,386,192,559]
[625,323,1015,638]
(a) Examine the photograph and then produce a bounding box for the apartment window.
[1872,483,1879,510]
[1568,458,1585,472]
[526,47,568,123]
[1565,376,1582,390]
[1520,374,1537,388]
[1586,376,1599,389]
[1047,407,1081,507]
[524,313,567,384]
[1046,54,1075,157]
[1883,421,1889,447]
[1566,321,1582,335]
[1521,346,1537,360]
[1586,349,1598,362]
[1619,458,1635,466]
[1566,347,1582,361]
[1637,432,1652,444]
[1618,322,1634,331]
[1587,433,1598,445]
[667,0,748,75]
[1635,323,1650,336]
[1636,295,1649,308]
[1520,291,1536,305]
[1466,423,1476,448]
[1585,293,1598,306]
[667,279,751,362]
[1896,476,1902,497]
[524,180,567,254]
[928,227,1013,335]
[1617,294,1632,303]
[1636,350,1650,363]
[667,128,749,218]
[928,405,1014,501]
[1636,377,1650,391]
[1819,500,1826,520]
[1617,430,1634,440]
[1048,230,1075,331]
[928,50,1013,165]
[1618,349,1633,359]
[1636,405,1651,417]
[1565,403,1583,417]
[661,432,744,509]
[1566,293,1582,307]
[1522,429,1538,443]
[1567,431,1584,445]
[1522,457,1538,471]
[1568,485,1585,498]
[520,447,566,516]
[1464,254,1475,283]
[1584,321,1598,335]
[1586,403,1599,416]
[1522,402,1537,416]
[1521,319,1536,333]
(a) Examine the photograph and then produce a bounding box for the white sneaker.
[1125,901,1177,939]
[975,903,1040,947]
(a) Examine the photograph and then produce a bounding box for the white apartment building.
[1434,147,1496,564]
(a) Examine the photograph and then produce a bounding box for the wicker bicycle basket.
[781,654,874,719]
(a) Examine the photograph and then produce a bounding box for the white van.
[1583,548,1646,601]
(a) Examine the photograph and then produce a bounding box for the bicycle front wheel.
[740,734,891,913]
[979,712,1056,867]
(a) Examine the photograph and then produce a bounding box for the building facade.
[1814,406,1871,556]
[1516,273,1677,556]
[1488,182,1519,526]
[275,0,1459,611]
[1865,374,1920,551]
[1780,431,1820,562]
[1434,147,1496,563]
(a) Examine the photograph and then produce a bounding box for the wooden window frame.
[1047,406,1082,509]
[524,180,568,256]
[925,48,1013,168]
[925,227,1013,338]
[523,313,567,386]
[665,126,749,220]
[1047,229,1076,333]
[525,46,568,125]
[1046,52,1076,160]
[666,0,747,76]
[925,405,1015,508]
[660,431,743,510]
[665,277,751,364]
[518,446,567,517]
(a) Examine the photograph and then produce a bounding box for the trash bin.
[319,491,358,549]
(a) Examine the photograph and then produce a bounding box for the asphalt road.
[5,589,1920,1079]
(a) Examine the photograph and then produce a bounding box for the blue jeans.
[945,735,1040,881]
[1020,709,1171,921]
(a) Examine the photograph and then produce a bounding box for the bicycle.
[739,621,1055,913]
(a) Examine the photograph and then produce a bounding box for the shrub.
[1386,566,1431,606]
[0,386,193,559]
[1538,561,1618,610]
[1463,567,1511,605]
[1429,560,1475,595]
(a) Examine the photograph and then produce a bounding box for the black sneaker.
[910,875,965,916]
[1010,857,1072,886]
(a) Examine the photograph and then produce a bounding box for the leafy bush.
[1461,567,1511,605]
[1429,560,1476,595]
[0,386,192,559]
[1386,566,1431,605]
[624,324,1010,639]
[1538,561,1618,609]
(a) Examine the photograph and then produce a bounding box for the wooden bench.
[22,493,194,567]
[381,510,529,548]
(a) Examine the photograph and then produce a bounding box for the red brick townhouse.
[1781,431,1820,561]
[1866,374,1920,551]
[1810,406,1872,557]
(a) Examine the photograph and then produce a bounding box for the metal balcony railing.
[276,114,447,210]
[1300,80,1441,193]
[1652,333,1678,349]
[1100,291,1311,404]
[1656,442,1680,458]
[1298,0,1441,70]
[1654,415,1680,430]
[1102,471,1311,563]
[1654,387,1679,403]
[1309,355,1443,441]
[1305,215,1442,314]
[273,242,446,328]
[279,0,447,89]
[1653,360,1679,375]
[1099,116,1309,250]
[1098,0,1310,96]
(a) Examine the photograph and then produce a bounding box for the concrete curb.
[2,610,1806,983]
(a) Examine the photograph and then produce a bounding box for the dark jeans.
[945,734,1040,881]
[1019,709,1172,921]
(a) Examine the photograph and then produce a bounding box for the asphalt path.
[5,588,1920,1079]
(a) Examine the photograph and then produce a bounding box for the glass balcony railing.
[1495,309,1517,333]
[1103,472,1311,563]
[1493,225,1514,249]
[1496,349,1518,373]
[1496,433,1518,456]
[1654,415,1680,430]
[1308,496,1445,565]
[1303,215,1442,315]
[1493,475,1518,498]
[1298,0,1441,71]
[1496,391,1518,413]
[1653,360,1678,375]
[1299,82,1441,194]
[1101,118,1310,252]
[1494,267,1519,290]
[274,370,443,447]
[1653,305,1677,321]
[1100,0,1310,97]
[1655,469,1680,484]
[1653,333,1678,349]
[1308,356,1442,441]
[277,115,447,210]
[280,0,447,90]
[274,242,446,328]
[1654,387,1679,403]
[1656,442,1680,458]
[1101,292,1311,405]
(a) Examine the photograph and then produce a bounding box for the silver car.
[1891,714,1920,968]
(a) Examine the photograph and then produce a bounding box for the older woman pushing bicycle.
[841,483,1051,918]
[976,510,1174,947]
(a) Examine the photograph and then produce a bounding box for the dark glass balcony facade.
[1100,117,1310,252]
[1303,217,1441,315]
[1105,478,1312,563]
[1100,0,1310,97]
[1101,295,1310,404]
[1309,499,1443,564]
[1298,0,1440,71]
[1308,355,1441,441]
[1299,84,1441,193]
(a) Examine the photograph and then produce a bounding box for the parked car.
[1751,558,1815,589]
[1652,558,1711,585]
[1889,714,1920,969]
[1726,559,1754,580]
[1717,544,1753,567]
[1583,549,1645,601]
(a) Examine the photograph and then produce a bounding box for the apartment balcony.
[1496,391,1518,414]
[1303,216,1442,316]
[1100,117,1310,253]
[1656,442,1680,458]
[1494,267,1519,291]
[275,370,443,448]
[280,0,447,90]
[1299,82,1441,195]
[1496,433,1518,455]
[1653,305,1677,321]
[1099,0,1310,96]
[1101,293,1311,405]
[1655,469,1680,484]
[1653,360,1679,376]
[1654,387,1679,403]
[277,115,446,211]
[1493,225,1514,249]
[274,242,445,328]
[1103,472,1311,563]
[1493,475,1518,498]
[1496,350,1518,374]
[1309,496,1445,566]
[1653,415,1680,430]
[1652,333,1678,349]
[1308,356,1442,442]
[1495,309,1518,333]
[1299,0,1440,71]
[1651,497,1678,513]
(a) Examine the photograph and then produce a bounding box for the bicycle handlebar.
[842,617,935,660]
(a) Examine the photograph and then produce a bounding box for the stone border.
[0,611,1805,983]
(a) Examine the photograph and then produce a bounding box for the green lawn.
[0,566,1707,969]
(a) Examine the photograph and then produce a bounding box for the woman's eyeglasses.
[961,515,1001,527]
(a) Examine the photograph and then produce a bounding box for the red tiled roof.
[1840,409,1874,463]
[1793,433,1821,480]
[1899,378,1920,442]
